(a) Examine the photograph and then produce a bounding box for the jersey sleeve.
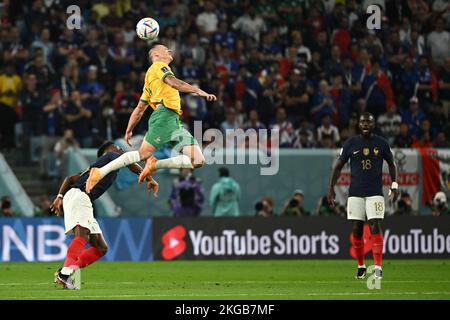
[139,71,151,104]
[338,139,351,163]
[153,61,175,81]
[382,139,394,163]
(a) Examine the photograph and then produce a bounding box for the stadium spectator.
[0,63,22,150]
[393,191,416,215]
[394,122,413,148]
[416,56,438,113]
[20,73,46,137]
[282,189,310,216]
[377,105,402,145]
[401,96,426,138]
[282,68,311,123]
[54,128,80,173]
[169,168,205,217]
[232,5,266,42]
[255,196,274,217]
[210,167,241,217]
[270,107,294,148]
[34,195,54,217]
[1,196,14,217]
[315,195,345,216]
[317,114,340,147]
[430,191,450,216]
[311,79,336,125]
[62,90,92,147]
[196,1,219,36]
[427,17,450,67]
[438,57,450,118]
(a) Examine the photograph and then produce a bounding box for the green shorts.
[144,105,198,151]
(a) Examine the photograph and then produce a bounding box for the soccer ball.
[136,17,160,40]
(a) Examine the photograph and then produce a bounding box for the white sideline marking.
[11,292,450,299]
[2,280,450,286]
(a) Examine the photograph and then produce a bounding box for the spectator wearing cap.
[282,68,312,123]
[401,96,426,138]
[377,104,402,145]
[282,189,311,216]
[210,167,241,217]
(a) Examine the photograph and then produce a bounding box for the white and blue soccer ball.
[136,17,160,40]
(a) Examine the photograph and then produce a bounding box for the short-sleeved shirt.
[71,152,120,202]
[139,61,182,115]
[338,134,393,197]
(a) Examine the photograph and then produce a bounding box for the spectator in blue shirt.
[401,96,426,138]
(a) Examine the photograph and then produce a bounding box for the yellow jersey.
[139,61,182,115]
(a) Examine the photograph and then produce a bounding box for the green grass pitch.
[1,260,450,300]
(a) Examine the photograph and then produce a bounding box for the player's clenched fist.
[327,190,336,208]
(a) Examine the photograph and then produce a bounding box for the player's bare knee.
[99,245,108,256]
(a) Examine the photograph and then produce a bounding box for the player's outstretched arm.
[50,173,81,216]
[125,101,149,146]
[327,159,345,208]
[164,75,217,101]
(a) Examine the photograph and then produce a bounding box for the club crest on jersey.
[374,147,379,156]
[161,66,169,73]
[363,148,370,156]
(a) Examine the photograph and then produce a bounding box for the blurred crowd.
[0,0,449,156]
[1,0,450,217]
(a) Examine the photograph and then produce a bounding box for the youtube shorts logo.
[161,225,187,260]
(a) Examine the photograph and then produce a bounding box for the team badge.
[374,147,379,156]
[363,148,370,156]
[155,136,161,143]
[161,66,169,73]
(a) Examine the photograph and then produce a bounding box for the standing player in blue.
[327,112,398,280]
[50,141,159,289]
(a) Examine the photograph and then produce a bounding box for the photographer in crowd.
[430,191,450,216]
[255,196,275,217]
[281,189,310,216]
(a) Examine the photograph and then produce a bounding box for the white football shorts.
[63,188,102,235]
[347,195,385,221]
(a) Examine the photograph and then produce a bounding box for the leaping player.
[50,141,159,289]
[85,43,217,193]
[327,112,398,280]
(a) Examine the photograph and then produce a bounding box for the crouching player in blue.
[50,141,159,289]
[327,112,398,280]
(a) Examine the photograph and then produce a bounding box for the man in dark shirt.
[327,112,398,281]
[50,141,159,289]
